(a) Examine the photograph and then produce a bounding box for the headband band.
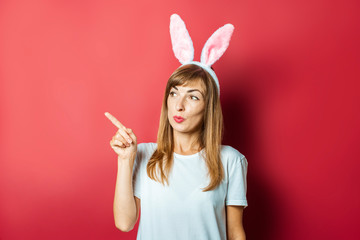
[176,61,220,92]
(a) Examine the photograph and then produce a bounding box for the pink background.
[1,0,359,239]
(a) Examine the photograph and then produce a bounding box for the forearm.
[228,232,246,240]
[229,234,246,240]
[227,225,246,240]
[113,157,137,231]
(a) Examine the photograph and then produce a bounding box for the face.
[167,80,206,135]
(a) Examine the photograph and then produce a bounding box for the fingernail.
[127,138,132,143]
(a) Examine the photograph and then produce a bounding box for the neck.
[173,130,202,154]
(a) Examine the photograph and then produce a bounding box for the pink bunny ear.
[170,14,194,64]
[200,24,235,67]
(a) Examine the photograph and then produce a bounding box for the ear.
[170,14,194,64]
[200,23,234,67]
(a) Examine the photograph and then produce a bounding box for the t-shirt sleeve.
[132,143,145,199]
[225,153,248,208]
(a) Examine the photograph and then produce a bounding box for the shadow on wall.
[221,56,293,239]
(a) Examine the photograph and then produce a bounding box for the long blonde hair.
[147,64,224,191]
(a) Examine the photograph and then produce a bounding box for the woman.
[105,14,248,240]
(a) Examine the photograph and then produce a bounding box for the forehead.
[172,79,205,91]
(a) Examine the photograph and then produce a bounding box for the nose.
[176,96,185,112]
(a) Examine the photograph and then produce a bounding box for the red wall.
[1,0,359,239]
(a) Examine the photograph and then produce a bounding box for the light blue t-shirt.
[132,142,248,240]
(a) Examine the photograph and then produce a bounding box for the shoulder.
[220,145,247,165]
[137,142,157,149]
[137,142,158,156]
[220,145,245,159]
[133,142,158,170]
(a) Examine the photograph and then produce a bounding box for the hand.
[105,112,137,162]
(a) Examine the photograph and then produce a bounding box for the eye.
[191,95,200,100]
[169,91,177,96]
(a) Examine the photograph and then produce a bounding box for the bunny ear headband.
[170,13,235,95]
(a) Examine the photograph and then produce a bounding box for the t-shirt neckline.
[173,148,204,159]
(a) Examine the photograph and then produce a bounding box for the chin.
[173,125,199,135]
[174,127,188,133]
[171,124,186,132]
[170,123,188,133]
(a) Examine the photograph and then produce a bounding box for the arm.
[113,156,140,232]
[105,112,140,232]
[226,205,246,240]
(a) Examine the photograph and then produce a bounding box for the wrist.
[117,155,135,165]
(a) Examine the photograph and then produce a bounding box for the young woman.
[105,14,248,240]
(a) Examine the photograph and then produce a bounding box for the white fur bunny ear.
[200,24,235,67]
[170,14,194,64]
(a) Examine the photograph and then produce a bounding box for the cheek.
[167,99,172,112]
[167,97,174,108]
[190,103,205,117]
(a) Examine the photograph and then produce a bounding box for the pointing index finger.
[104,112,125,129]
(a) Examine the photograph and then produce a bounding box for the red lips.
[173,116,184,123]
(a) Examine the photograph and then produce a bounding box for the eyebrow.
[172,86,204,97]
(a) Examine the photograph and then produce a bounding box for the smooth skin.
[106,80,245,239]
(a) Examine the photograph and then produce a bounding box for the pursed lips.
[173,116,184,122]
